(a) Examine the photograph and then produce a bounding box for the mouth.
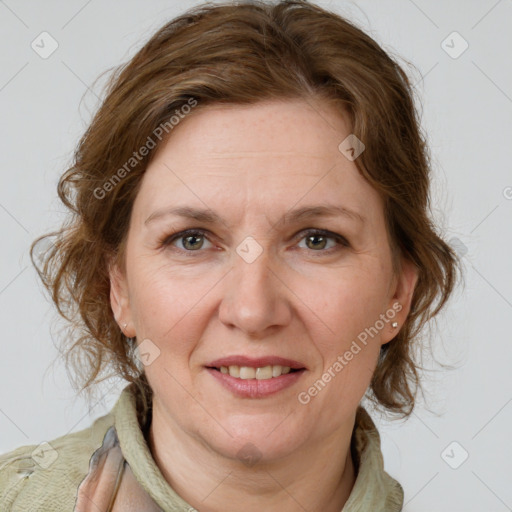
[205,356,306,398]
[207,365,303,380]
[206,355,306,380]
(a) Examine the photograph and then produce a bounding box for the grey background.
[0,1,511,510]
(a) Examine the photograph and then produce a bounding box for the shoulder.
[0,410,114,511]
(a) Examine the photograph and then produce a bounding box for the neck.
[147,404,357,512]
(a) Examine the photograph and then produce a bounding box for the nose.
[218,245,293,339]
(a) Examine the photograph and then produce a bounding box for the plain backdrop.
[0,1,511,511]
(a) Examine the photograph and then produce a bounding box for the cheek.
[129,258,210,325]
[128,266,194,345]
[307,269,389,352]
[303,272,388,413]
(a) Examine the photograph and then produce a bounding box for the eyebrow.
[144,204,366,227]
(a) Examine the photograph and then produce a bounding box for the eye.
[160,228,349,255]
[296,229,349,254]
[163,229,213,252]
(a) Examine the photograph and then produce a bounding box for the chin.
[199,418,309,465]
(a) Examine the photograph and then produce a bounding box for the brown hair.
[32,0,463,418]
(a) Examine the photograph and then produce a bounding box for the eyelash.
[160,228,349,256]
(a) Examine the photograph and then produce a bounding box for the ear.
[380,256,419,345]
[108,258,136,338]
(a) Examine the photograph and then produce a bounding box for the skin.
[109,98,418,512]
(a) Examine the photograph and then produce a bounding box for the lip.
[206,367,306,398]
[206,355,306,370]
[205,355,307,399]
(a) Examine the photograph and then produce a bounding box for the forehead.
[133,99,383,226]
[161,98,348,158]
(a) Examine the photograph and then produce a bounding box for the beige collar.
[112,383,404,511]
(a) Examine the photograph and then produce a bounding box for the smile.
[205,357,306,398]
[215,364,296,380]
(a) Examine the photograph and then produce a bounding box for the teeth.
[239,367,256,379]
[272,365,282,377]
[256,366,272,380]
[228,365,240,378]
[219,365,295,380]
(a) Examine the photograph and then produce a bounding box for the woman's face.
[110,98,418,462]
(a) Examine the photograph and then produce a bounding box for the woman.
[0,1,461,510]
